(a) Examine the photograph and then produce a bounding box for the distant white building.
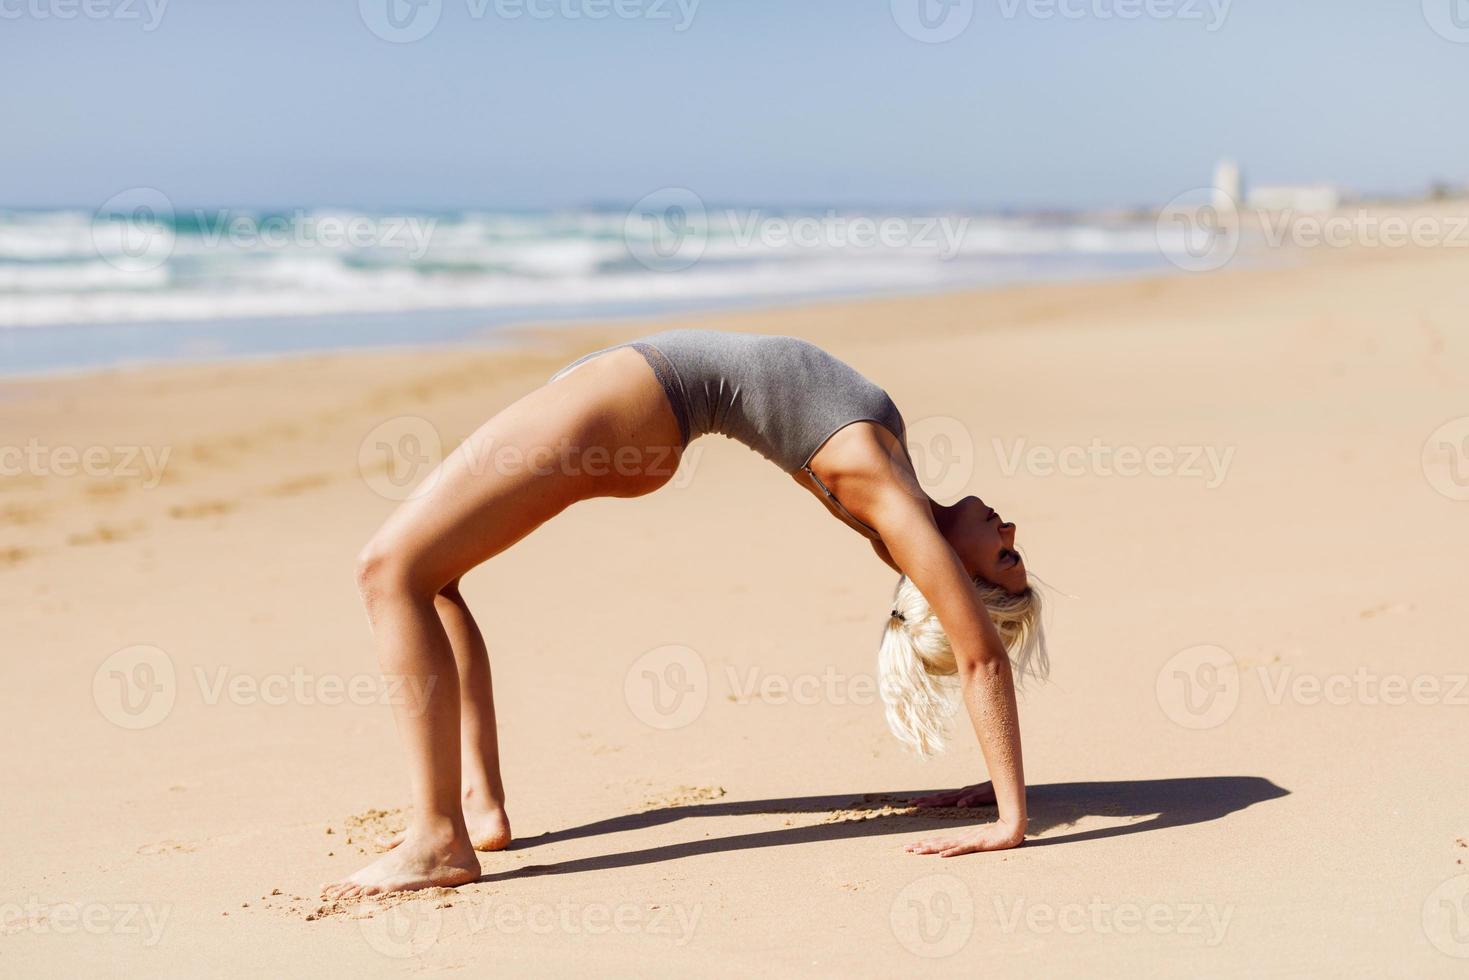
[1212,159,1243,210]
[1247,184,1342,213]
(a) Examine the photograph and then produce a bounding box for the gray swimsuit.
[550,329,907,536]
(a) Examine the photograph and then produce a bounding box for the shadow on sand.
[480,775,1289,883]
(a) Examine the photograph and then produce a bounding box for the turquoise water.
[0,205,1176,376]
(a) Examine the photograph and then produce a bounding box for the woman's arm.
[868,486,1027,855]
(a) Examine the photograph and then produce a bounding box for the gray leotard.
[549,329,907,474]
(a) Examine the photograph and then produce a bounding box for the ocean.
[0,203,1181,376]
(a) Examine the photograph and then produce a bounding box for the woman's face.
[942,495,1027,594]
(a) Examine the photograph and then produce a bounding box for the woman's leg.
[324,348,682,898]
[380,581,512,852]
[438,582,513,849]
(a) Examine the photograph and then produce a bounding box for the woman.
[324,329,1047,899]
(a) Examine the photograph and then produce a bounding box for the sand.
[4,229,1469,976]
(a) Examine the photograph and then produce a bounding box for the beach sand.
[4,233,1468,976]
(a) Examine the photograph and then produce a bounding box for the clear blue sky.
[4,0,1465,210]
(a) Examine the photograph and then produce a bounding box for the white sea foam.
[0,208,1170,328]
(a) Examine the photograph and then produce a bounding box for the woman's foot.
[324,825,479,900]
[378,792,511,853]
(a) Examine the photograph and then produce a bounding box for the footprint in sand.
[0,546,32,567]
[0,502,47,526]
[67,522,142,546]
[263,473,333,497]
[1360,601,1415,619]
[168,500,238,519]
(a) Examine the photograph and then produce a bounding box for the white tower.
[1212,159,1242,210]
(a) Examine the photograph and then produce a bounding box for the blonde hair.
[877,574,1048,756]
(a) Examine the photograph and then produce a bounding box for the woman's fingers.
[911,792,958,808]
[912,782,995,808]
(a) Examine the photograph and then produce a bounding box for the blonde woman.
[324,329,1047,899]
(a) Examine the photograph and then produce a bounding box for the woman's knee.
[433,578,464,615]
[355,536,439,610]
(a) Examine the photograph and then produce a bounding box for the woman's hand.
[903,819,1025,857]
[909,781,996,809]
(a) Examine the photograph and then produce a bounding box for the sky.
[3,0,1467,211]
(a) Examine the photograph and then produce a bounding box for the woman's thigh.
[365,347,684,593]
